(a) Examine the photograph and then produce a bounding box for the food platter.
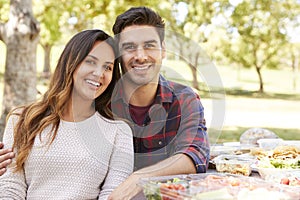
[140,173,300,200]
[250,144,300,187]
[210,143,254,160]
[139,139,300,200]
[212,154,256,176]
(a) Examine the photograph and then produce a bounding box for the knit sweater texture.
[0,112,134,200]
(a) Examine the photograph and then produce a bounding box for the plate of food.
[212,154,256,176]
[250,145,300,187]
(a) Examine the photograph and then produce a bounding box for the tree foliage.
[219,0,300,93]
[163,0,218,90]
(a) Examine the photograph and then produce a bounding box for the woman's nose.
[92,67,104,77]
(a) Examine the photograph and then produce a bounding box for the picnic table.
[133,140,300,200]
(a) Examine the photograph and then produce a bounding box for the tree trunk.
[188,63,199,90]
[292,54,298,91]
[0,0,40,139]
[255,65,264,93]
[42,44,52,78]
[188,51,200,91]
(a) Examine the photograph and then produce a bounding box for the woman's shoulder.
[95,112,130,127]
[95,113,132,138]
[6,107,25,122]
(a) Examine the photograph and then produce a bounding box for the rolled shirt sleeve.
[173,90,210,173]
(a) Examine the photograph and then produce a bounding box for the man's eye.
[144,43,155,49]
[124,44,137,51]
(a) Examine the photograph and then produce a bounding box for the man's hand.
[108,154,196,200]
[108,172,144,200]
[0,142,15,176]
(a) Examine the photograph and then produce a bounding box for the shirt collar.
[112,74,174,105]
[156,75,173,103]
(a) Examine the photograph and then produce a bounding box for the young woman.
[0,29,134,199]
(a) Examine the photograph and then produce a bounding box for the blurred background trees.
[0,0,39,135]
[0,0,299,139]
[219,0,300,93]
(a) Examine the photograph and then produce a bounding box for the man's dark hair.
[112,6,165,43]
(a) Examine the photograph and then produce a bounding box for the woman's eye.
[104,65,112,71]
[86,59,96,65]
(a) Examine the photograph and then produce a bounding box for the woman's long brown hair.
[8,29,120,172]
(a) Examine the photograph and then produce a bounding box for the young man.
[108,6,209,199]
[0,6,210,199]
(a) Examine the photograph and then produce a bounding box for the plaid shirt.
[111,75,210,173]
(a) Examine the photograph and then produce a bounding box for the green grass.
[209,127,300,144]
[162,59,300,143]
[162,59,300,95]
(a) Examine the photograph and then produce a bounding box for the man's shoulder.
[160,75,199,97]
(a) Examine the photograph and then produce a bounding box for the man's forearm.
[134,153,196,178]
[108,154,196,199]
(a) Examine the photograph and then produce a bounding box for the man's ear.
[161,41,166,59]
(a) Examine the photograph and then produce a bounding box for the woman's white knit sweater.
[0,112,134,200]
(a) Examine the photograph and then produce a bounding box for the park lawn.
[213,126,300,144]
[201,96,300,144]
[162,59,300,143]
[162,59,300,95]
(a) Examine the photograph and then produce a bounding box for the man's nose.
[135,47,147,61]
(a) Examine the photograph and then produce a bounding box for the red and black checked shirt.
[110,75,210,173]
